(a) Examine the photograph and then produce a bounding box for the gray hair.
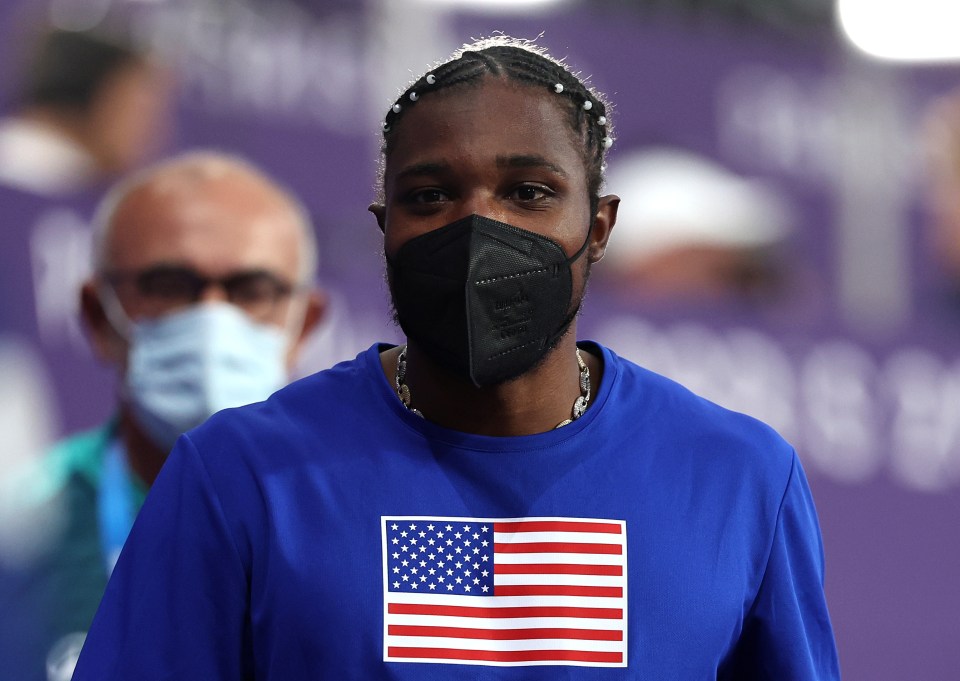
[90,150,318,285]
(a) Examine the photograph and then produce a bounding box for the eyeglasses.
[104,265,297,320]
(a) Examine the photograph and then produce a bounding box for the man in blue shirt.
[73,37,839,680]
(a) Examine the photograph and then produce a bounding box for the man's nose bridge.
[460,190,507,225]
[198,278,230,303]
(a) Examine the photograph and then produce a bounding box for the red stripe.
[387,603,623,619]
[388,647,623,664]
[495,563,623,576]
[495,542,622,554]
[494,520,622,534]
[495,585,623,598]
[388,625,623,641]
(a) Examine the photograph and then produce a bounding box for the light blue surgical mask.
[122,302,287,451]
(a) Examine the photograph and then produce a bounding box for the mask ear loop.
[544,220,594,349]
[96,282,134,342]
[282,284,311,348]
[95,282,141,410]
[556,219,594,273]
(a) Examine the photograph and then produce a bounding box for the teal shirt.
[0,420,147,681]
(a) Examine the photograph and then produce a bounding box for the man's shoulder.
[602,343,795,473]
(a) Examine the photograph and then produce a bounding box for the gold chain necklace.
[395,346,591,429]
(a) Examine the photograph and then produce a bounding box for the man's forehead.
[116,163,294,225]
[386,82,583,172]
[133,163,284,206]
[105,173,301,269]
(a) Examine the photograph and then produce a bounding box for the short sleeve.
[726,454,841,680]
[71,435,252,680]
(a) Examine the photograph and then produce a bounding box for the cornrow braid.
[380,36,613,212]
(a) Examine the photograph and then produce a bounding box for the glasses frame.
[103,264,300,321]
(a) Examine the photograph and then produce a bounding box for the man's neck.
[381,335,602,437]
[117,408,168,487]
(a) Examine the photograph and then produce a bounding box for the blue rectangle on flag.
[385,519,495,596]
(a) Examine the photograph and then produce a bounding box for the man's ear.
[589,194,620,263]
[368,203,386,233]
[80,281,127,364]
[286,288,329,367]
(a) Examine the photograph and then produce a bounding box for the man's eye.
[137,270,199,299]
[411,189,447,204]
[511,185,552,201]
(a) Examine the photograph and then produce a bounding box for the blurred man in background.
[0,28,171,196]
[0,151,326,681]
[598,146,792,306]
[922,89,960,314]
[0,25,173,370]
[0,27,175,500]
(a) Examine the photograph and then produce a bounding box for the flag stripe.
[388,636,623,653]
[387,614,623,630]
[495,563,623,576]
[494,574,623,587]
[495,552,625,566]
[495,585,623,598]
[388,603,623,620]
[495,542,622,555]
[494,520,622,534]
[388,647,623,664]
[495,531,622,544]
[388,591,624,609]
[388,625,623,641]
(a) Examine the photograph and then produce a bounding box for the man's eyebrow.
[496,154,568,178]
[394,156,568,180]
[395,161,451,181]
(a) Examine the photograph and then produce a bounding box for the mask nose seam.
[474,267,549,285]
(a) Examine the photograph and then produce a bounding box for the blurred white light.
[837,0,960,62]
[412,0,571,12]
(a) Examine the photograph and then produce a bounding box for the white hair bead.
[392,103,401,113]
[426,74,436,85]
[554,83,564,93]
[603,136,613,149]
[598,115,607,125]
[409,92,419,101]
[583,100,593,111]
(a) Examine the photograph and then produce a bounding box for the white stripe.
[495,552,626,566]
[384,613,623,630]
[387,591,626,609]
[493,573,623,587]
[494,531,625,545]
[386,635,625,653]
[382,657,625,668]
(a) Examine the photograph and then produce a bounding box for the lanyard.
[97,439,136,576]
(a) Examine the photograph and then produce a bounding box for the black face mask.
[387,214,591,387]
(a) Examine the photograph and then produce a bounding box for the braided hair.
[379,37,614,215]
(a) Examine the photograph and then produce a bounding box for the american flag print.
[381,516,628,667]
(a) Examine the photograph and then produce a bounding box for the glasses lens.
[223,272,293,312]
[134,267,204,303]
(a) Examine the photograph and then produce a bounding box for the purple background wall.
[2,1,958,678]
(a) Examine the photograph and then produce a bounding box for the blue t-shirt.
[73,342,839,680]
